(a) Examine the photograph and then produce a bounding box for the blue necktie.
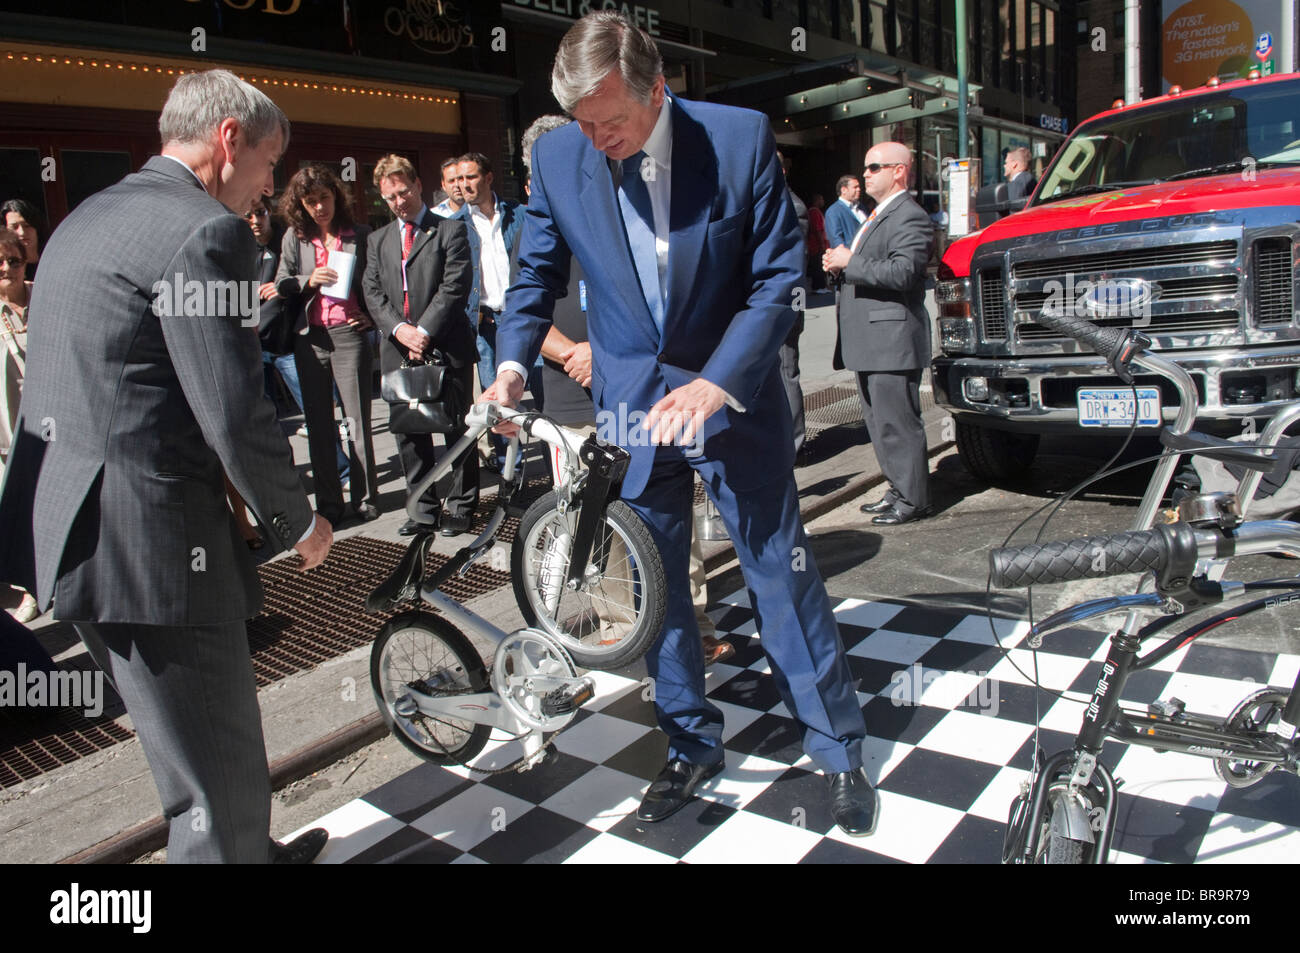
[617,151,664,333]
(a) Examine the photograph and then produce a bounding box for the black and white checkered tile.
[293,590,1300,863]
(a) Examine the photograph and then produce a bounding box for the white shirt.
[432,198,459,217]
[622,95,673,304]
[839,195,867,223]
[160,154,205,190]
[849,188,907,252]
[468,193,511,312]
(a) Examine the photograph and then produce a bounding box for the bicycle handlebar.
[990,526,1177,587]
[990,520,1300,588]
[1034,301,1132,363]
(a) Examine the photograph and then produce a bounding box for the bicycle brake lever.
[1029,593,1168,647]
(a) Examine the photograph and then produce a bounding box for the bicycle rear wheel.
[511,491,666,671]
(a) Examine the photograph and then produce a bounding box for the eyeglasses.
[864,162,902,174]
[0,257,24,269]
[245,208,269,219]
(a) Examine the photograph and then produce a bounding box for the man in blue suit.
[824,174,868,250]
[485,12,876,836]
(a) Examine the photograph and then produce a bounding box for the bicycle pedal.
[540,678,597,717]
[393,694,418,719]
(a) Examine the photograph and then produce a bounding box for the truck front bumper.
[933,346,1300,435]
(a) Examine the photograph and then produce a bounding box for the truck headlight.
[940,317,976,354]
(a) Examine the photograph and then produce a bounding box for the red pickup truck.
[934,71,1300,481]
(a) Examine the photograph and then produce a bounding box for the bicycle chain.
[404,666,572,776]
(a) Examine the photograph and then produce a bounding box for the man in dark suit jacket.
[486,12,875,837]
[1004,146,1036,205]
[824,174,867,250]
[825,142,935,525]
[0,70,332,862]
[363,155,476,536]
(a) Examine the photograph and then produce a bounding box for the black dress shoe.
[353,503,380,522]
[828,768,879,837]
[637,758,724,822]
[400,518,440,536]
[440,513,472,537]
[871,504,932,526]
[270,828,329,864]
[859,494,898,515]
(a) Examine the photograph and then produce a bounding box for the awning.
[709,51,980,134]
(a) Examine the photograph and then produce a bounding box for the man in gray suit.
[824,142,935,525]
[0,70,333,862]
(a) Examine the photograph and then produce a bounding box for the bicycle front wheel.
[511,491,666,670]
[370,611,491,765]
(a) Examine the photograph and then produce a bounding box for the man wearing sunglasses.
[824,142,934,525]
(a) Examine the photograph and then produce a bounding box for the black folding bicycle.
[989,303,1300,864]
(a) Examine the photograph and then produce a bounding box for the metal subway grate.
[980,269,1008,339]
[0,527,526,787]
[1255,237,1294,326]
[0,708,136,789]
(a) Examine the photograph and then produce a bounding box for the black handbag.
[381,350,461,434]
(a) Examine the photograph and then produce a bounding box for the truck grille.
[979,268,1007,340]
[1017,311,1239,341]
[1255,237,1294,327]
[1009,241,1237,280]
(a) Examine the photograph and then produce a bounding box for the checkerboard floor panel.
[295,593,1300,864]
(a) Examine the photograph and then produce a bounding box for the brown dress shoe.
[702,635,736,666]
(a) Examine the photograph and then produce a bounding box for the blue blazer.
[824,198,863,249]
[497,95,803,499]
[452,196,523,329]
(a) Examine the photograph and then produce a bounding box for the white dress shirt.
[468,194,511,312]
[849,188,906,253]
[839,195,867,224]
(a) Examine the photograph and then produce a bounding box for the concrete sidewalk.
[0,299,954,863]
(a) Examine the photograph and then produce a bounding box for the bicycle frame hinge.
[1069,750,1098,790]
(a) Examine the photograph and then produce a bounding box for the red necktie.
[402,221,415,318]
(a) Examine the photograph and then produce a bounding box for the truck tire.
[954,420,1039,483]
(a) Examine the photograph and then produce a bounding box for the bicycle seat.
[366,533,436,613]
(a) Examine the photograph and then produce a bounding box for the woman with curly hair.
[275,163,379,528]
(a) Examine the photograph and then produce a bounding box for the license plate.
[1076,387,1162,428]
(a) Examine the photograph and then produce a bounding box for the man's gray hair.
[521,114,573,175]
[551,12,663,114]
[159,69,290,149]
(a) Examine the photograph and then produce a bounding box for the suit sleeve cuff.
[497,361,527,383]
[296,515,316,545]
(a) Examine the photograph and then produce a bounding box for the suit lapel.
[856,193,907,253]
[663,100,712,342]
[580,145,660,349]
[383,219,404,299]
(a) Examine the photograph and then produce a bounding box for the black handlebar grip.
[1034,302,1130,362]
[990,526,1173,588]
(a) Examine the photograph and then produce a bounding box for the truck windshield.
[1034,83,1300,205]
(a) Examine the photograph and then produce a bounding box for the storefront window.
[61,150,131,214]
[0,148,46,221]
